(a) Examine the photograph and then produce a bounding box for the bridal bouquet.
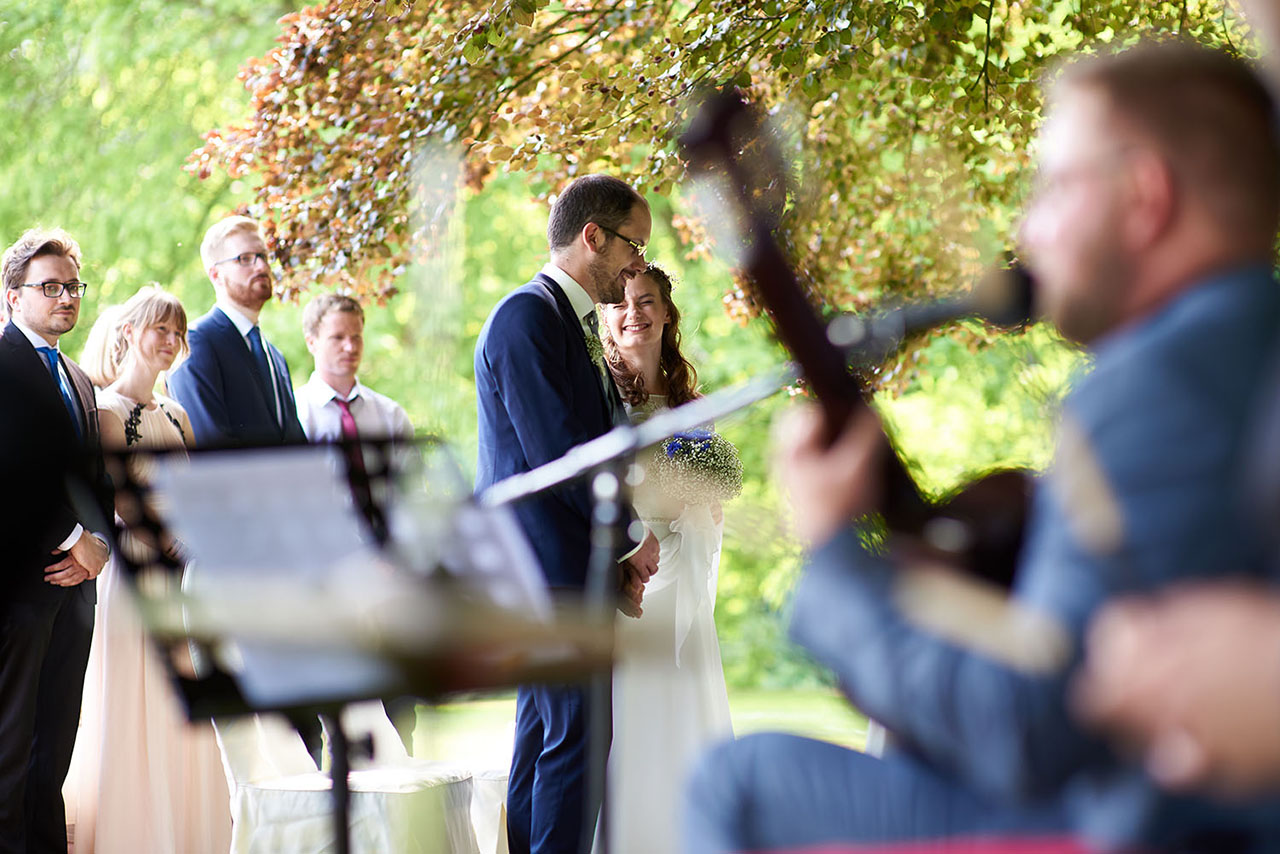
[651,429,743,506]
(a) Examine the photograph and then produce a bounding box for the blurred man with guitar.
[686,41,1280,853]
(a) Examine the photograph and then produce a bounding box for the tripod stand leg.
[584,463,628,854]
[321,711,352,854]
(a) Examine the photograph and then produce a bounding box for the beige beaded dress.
[67,390,231,853]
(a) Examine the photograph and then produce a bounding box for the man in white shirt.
[294,292,417,748]
[295,293,413,444]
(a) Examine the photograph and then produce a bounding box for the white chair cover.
[469,768,510,854]
[214,708,479,854]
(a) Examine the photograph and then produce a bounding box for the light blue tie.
[36,346,83,441]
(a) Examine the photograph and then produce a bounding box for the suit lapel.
[63,357,98,447]
[1,322,91,440]
[212,308,280,432]
[536,274,615,425]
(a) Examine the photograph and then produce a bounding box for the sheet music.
[147,442,552,709]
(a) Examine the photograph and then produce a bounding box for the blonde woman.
[70,285,230,853]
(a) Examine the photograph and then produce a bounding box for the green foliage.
[0,0,1180,691]
[191,0,1257,320]
[0,0,291,353]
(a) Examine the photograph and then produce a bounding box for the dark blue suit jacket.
[167,306,305,447]
[790,267,1280,848]
[474,273,634,589]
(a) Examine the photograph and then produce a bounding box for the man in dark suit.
[0,228,113,854]
[686,41,1280,854]
[475,174,661,854]
[166,214,313,755]
[167,215,305,447]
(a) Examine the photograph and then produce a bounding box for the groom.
[475,173,660,854]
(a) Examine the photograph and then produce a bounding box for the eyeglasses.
[213,251,270,268]
[22,280,88,299]
[597,225,647,259]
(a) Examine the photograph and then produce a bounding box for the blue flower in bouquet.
[653,429,743,505]
[663,429,714,459]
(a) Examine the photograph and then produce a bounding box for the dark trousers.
[507,682,609,854]
[0,586,95,854]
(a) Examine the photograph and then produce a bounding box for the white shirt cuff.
[616,520,650,564]
[58,524,84,552]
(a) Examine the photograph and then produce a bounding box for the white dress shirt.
[540,262,597,335]
[295,373,413,442]
[13,318,90,550]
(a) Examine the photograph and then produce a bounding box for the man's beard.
[590,257,625,304]
[230,277,272,311]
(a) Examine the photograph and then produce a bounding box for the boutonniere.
[585,327,605,365]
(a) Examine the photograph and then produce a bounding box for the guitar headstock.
[679,89,791,237]
[679,89,862,437]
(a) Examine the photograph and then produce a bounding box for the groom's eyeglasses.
[598,225,647,260]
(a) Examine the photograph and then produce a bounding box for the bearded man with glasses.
[0,227,114,854]
[168,215,306,448]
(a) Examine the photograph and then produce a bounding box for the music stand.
[106,435,597,854]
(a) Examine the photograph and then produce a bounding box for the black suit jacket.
[0,321,112,602]
[166,306,306,447]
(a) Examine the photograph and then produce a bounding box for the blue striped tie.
[36,346,83,441]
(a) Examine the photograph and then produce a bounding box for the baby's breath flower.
[652,429,743,506]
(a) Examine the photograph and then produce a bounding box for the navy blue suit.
[475,272,634,854]
[167,306,305,447]
[0,322,112,854]
[686,268,1280,853]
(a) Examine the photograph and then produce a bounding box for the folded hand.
[46,534,109,587]
[619,530,660,618]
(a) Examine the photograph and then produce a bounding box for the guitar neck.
[743,219,931,522]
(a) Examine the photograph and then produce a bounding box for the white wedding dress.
[599,395,733,854]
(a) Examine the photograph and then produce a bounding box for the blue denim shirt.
[792,265,1280,849]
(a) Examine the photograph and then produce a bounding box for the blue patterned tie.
[246,326,281,426]
[36,346,83,440]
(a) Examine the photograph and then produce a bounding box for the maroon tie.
[334,396,372,519]
[334,397,359,441]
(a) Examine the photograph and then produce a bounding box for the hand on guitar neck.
[774,405,887,547]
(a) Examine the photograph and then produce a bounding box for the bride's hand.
[711,501,723,525]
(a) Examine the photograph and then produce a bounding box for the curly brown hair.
[602,263,699,407]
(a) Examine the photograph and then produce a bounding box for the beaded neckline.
[123,400,187,447]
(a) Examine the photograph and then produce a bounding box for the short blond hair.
[81,285,189,387]
[200,215,263,272]
[1054,41,1280,246]
[2,227,82,298]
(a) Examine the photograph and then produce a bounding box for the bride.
[597,263,734,854]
